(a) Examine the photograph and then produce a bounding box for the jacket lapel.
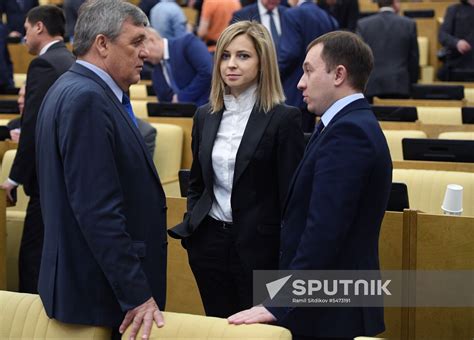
[200,109,224,196]
[282,98,371,216]
[233,105,274,186]
[70,64,161,184]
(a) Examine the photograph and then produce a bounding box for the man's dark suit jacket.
[230,3,287,25]
[0,0,39,35]
[10,41,75,196]
[36,63,167,327]
[267,98,392,338]
[278,0,337,110]
[170,103,305,272]
[151,33,212,106]
[438,3,474,77]
[0,23,14,90]
[318,0,359,31]
[357,11,419,98]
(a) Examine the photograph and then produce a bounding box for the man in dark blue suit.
[279,0,337,132]
[0,23,14,91]
[231,0,287,49]
[229,31,392,340]
[145,27,212,106]
[0,0,39,37]
[35,2,167,339]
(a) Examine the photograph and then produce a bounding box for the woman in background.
[170,21,305,317]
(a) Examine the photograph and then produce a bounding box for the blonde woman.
[170,21,305,317]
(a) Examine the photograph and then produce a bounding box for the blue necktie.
[162,59,178,95]
[121,93,138,127]
[268,10,280,51]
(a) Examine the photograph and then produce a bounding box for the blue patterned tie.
[162,59,178,94]
[268,10,280,51]
[122,93,138,127]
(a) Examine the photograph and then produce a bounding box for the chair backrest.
[150,123,183,184]
[438,132,474,140]
[0,290,111,339]
[402,138,474,163]
[393,169,473,216]
[417,36,428,67]
[129,84,148,100]
[383,130,427,161]
[416,106,462,125]
[130,100,149,119]
[0,150,29,212]
[123,310,292,339]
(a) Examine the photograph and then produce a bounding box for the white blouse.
[208,84,257,222]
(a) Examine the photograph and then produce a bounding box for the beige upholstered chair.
[382,130,427,161]
[0,290,291,340]
[0,150,28,291]
[393,169,474,216]
[465,88,474,105]
[130,100,149,119]
[151,123,183,197]
[418,36,428,67]
[129,84,148,100]
[416,106,462,125]
[0,290,111,339]
[123,310,292,340]
[438,132,474,140]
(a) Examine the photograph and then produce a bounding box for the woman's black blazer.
[170,102,305,270]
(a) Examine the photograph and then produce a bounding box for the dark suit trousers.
[19,195,44,293]
[186,216,253,318]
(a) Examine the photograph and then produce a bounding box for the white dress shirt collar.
[257,0,281,36]
[163,38,170,61]
[379,7,395,13]
[39,39,61,56]
[224,83,258,112]
[321,93,364,127]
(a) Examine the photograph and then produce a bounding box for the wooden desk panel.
[374,98,466,108]
[393,160,474,173]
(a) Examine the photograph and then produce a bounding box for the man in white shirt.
[231,0,286,50]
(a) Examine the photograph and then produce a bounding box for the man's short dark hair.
[377,0,394,8]
[26,5,66,38]
[307,31,374,92]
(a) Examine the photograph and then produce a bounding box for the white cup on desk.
[441,184,463,216]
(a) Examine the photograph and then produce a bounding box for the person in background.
[145,27,212,106]
[357,0,418,100]
[0,22,14,91]
[437,0,474,81]
[229,30,392,340]
[0,5,75,294]
[278,0,338,133]
[197,0,241,53]
[6,84,24,142]
[318,0,359,31]
[231,0,287,51]
[170,20,305,318]
[0,0,39,37]
[63,0,85,41]
[35,1,167,339]
[149,0,187,39]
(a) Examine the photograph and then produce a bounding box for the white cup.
[441,184,463,216]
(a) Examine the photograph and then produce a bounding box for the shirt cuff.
[7,178,19,186]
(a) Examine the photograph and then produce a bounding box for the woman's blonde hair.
[209,20,285,113]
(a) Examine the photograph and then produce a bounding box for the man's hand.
[456,39,472,54]
[119,297,164,340]
[9,129,20,143]
[227,306,276,325]
[0,179,18,205]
